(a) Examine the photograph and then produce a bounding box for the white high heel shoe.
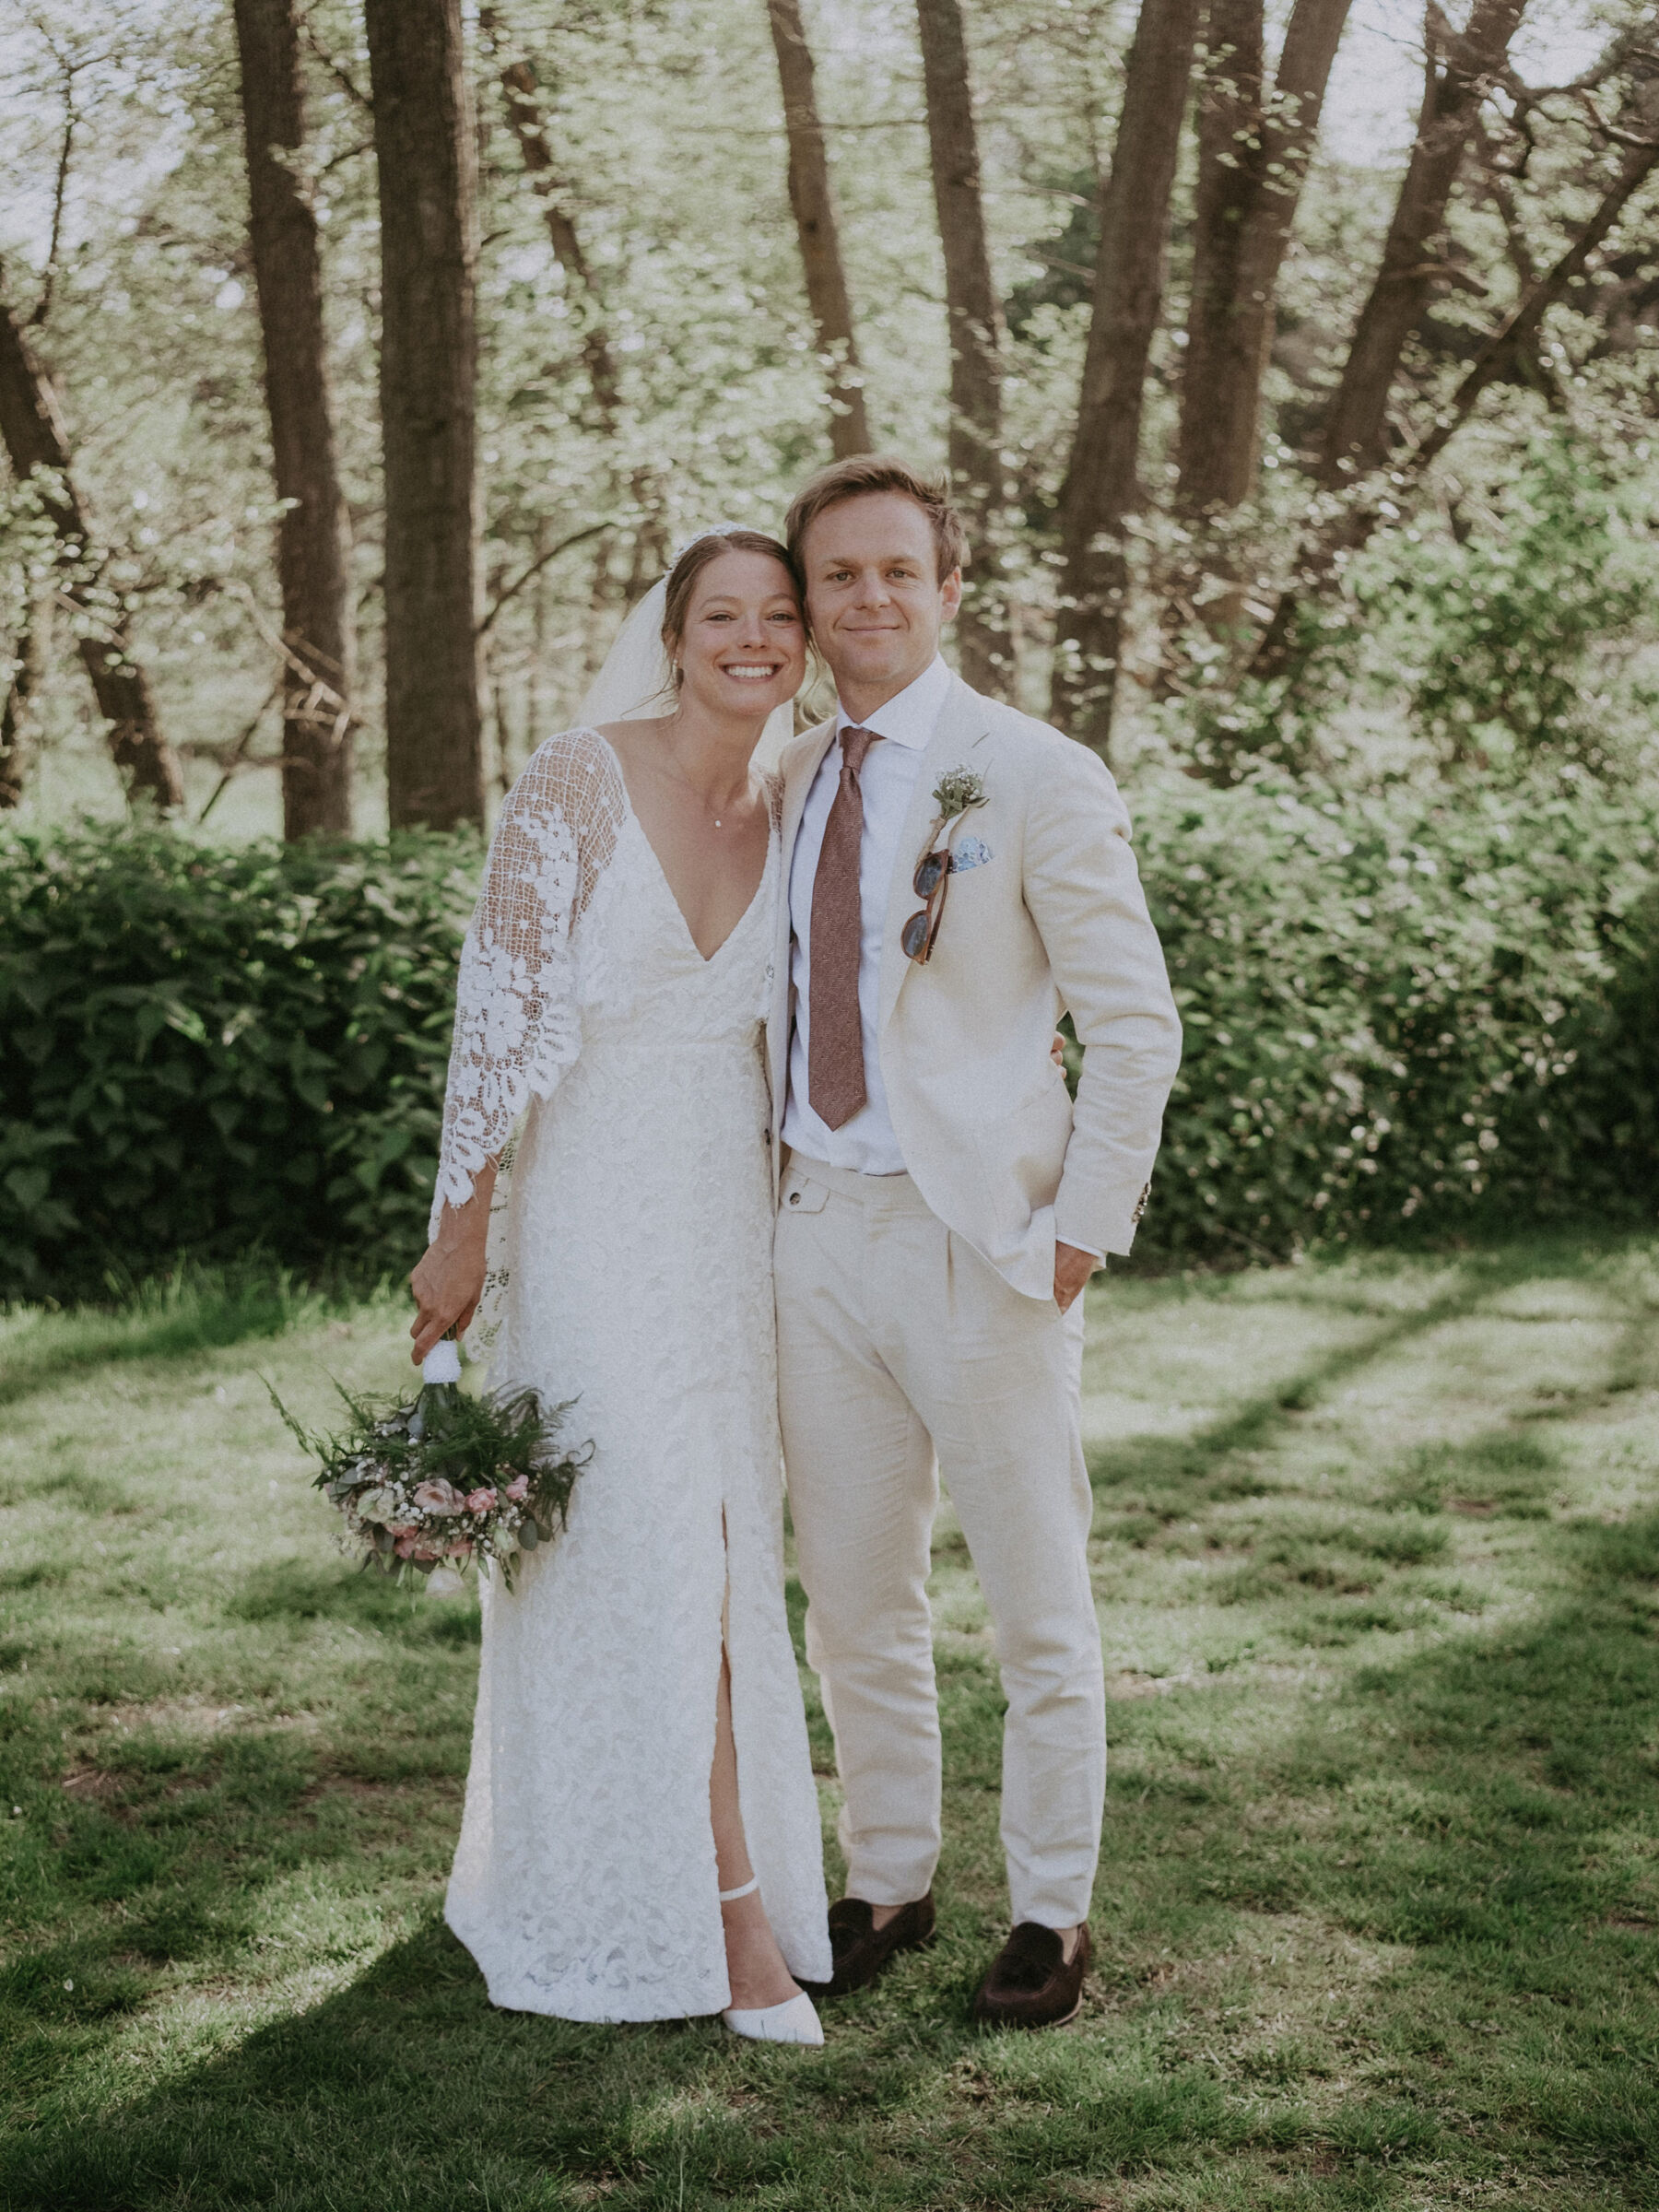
[718,1877,824,2047]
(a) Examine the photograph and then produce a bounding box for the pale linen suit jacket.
[767,672,1182,1300]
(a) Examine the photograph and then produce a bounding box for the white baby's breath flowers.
[933,767,987,823]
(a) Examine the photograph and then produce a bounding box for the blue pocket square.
[951,836,994,873]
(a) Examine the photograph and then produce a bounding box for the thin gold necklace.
[660,724,752,830]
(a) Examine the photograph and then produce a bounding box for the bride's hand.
[409,1165,498,1364]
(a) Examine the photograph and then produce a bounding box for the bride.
[409,526,831,2042]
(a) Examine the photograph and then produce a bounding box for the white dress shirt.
[782,654,951,1174]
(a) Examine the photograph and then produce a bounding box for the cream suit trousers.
[774,1155,1105,1930]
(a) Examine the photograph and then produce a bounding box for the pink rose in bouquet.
[413,1477,465,1516]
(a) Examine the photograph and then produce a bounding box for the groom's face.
[799,492,962,709]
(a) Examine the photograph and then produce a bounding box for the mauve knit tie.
[807,725,884,1130]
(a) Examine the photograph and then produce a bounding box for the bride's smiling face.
[672,551,806,720]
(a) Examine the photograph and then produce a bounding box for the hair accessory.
[669,519,749,566]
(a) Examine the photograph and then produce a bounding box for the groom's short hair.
[786,456,966,584]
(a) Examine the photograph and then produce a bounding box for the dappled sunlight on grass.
[2,1233,1657,2207]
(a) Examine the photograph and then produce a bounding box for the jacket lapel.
[770,715,839,1118]
[877,674,991,1032]
[781,714,837,865]
[777,714,837,986]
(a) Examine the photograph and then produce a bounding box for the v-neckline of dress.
[586,728,772,967]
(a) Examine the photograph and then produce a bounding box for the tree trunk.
[1179,0,1351,514]
[1410,126,1659,481]
[363,0,484,830]
[480,6,665,585]
[1248,0,1534,685]
[0,291,182,810]
[1052,0,1204,754]
[1315,0,1527,491]
[233,0,356,841]
[481,8,623,432]
[1160,0,1350,681]
[0,600,45,808]
[765,0,873,457]
[915,0,1012,694]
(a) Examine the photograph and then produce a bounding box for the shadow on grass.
[1098,1511,1659,2173]
[226,1558,481,1645]
[0,1264,374,1410]
[6,1523,1657,2209]
[1088,1244,1563,1510]
[0,1909,1282,2212]
[5,1237,1654,2210]
[0,1559,479,2125]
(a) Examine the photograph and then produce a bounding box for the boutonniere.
[932,767,988,824]
[905,771,990,966]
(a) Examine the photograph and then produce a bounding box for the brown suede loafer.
[805,1891,935,1999]
[971,1921,1091,2029]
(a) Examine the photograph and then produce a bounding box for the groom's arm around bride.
[767,455,1182,2030]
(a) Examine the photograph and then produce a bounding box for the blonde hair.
[784,455,966,583]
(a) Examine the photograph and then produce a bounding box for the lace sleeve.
[429,732,625,1233]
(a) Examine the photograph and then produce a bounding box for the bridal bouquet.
[269,1340,590,1594]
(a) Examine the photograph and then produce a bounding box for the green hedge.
[2,771,1655,1300]
[1131,774,1659,1261]
[0,828,477,1300]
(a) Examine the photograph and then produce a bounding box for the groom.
[768,457,1182,2028]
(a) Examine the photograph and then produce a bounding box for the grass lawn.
[2,1235,1657,2210]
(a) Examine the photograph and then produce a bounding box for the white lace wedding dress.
[430,726,831,2020]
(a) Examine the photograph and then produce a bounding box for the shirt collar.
[834,654,950,753]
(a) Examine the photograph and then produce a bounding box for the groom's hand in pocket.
[1053,1241,1098,1313]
